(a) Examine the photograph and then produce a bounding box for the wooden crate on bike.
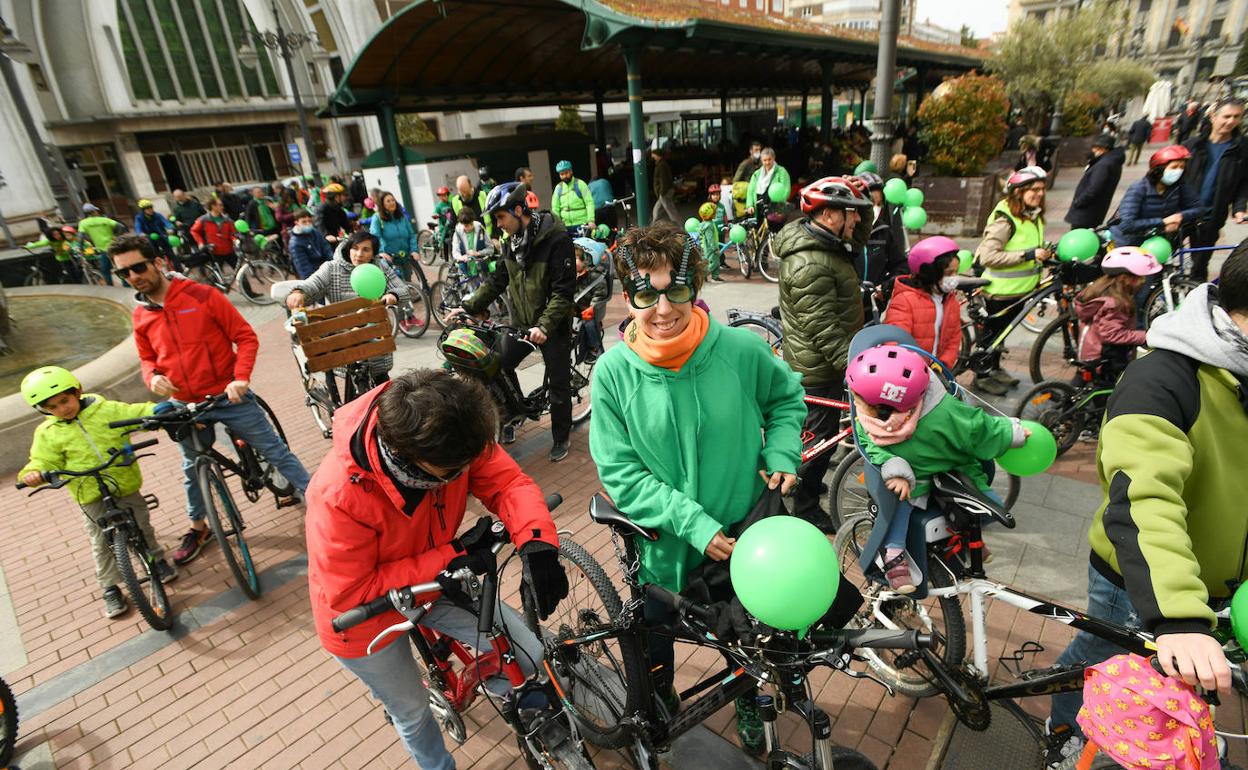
[294,297,395,374]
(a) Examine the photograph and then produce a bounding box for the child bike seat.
[929,472,1016,530]
[590,493,659,542]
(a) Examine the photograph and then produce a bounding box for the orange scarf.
[625,306,709,371]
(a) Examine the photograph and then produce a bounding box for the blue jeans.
[97,253,114,286]
[1048,562,1140,735]
[882,488,1004,549]
[335,599,544,769]
[175,392,311,522]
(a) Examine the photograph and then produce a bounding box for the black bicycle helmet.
[485,182,529,215]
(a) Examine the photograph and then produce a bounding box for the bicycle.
[1014,359,1117,457]
[543,492,936,770]
[725,305,784,355]
[332,499,603,769]
[431,257,514,329]
[231,235,287,306]
[833,476,1248,767]
[0,675,16,769]
[110,394,297,599]
[378,251,432,339]
[16,439,174,630]
[735,210,781,283]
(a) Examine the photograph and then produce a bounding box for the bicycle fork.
[758,695,836,769]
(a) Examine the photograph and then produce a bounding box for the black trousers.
[1188,220,1225,283]
[541,330,573,444]
[793,382,845,520]
[978,295,1019,373]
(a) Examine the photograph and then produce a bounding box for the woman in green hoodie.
[588,223,807,755]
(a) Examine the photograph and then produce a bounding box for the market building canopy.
[322,0,984,117]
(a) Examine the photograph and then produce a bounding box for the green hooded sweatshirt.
[588,319,807,590]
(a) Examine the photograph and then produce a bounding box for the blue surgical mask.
[294,224,313,234]
[1161,168,1183,186]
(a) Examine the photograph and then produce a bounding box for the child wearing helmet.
[19,367,178,619]
[572,237,608,361]
[883,236,964,370]
[1075,246,1162,382]
[697,201,725,283]
[847,342,1028,592]
[433,186,455,250]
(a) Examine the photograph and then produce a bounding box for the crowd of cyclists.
[11,94,1248,770]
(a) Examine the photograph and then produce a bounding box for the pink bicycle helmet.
[846,345,928,413]
[1005,165,1047,192]
[1101,246,1162,277]
[908,236,960,275]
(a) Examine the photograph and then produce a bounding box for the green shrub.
[1062,91,1102,137]
[917,72,1010,177]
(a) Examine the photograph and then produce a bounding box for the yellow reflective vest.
[983,201,1043,297]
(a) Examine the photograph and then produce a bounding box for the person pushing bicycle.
[1043,244,1248,769]
[305,369,569,769]
[19,366,177,619]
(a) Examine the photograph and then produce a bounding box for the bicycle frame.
[799,396,852,467]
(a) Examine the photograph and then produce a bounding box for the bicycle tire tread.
[111,529,173,631]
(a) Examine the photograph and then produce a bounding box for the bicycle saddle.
[590,493,659,541]
[954,276,991,290]
[929,472,1016,529]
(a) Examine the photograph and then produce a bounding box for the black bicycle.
[541,493,934,770]
[0,675,16,769]
[380,251,433,339]
[17,440,174,630]
[726,305,784,355]
[110,394,296,599]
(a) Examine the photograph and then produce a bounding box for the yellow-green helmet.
[440,328,499,377]
[21,366,80,407]
[698,202,717,221]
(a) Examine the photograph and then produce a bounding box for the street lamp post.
[239,1,321,180]
[869,0,902,172]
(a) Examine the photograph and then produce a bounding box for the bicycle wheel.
[198,459,261,599]
[833,512,966,698]
[430,281,459,329]
[82,265,108,287]
[111,527,173,631]
[398,287,432,339]
[756,237,779,283]
[1014,381,1084,457]
[801,748,877,770]
[728,317,784,351]
[0,676,16,769]
[1144,277,1201,329]
[1028,313,1080,384]
[418,229,439,265]
[544,539,646,749]
[517,733,595,770]
[1021,296,1058,334]
[237,260,285,305]
[24,270,44,286]
[738,238,754,279]
[570,356,596,425]
[830,450,1018,526]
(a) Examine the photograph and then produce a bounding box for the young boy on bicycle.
[19,366,177,619]
[571,237,608,362]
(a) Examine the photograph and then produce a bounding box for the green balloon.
[1140,236,1173,265]
[901,206,927,230]
[684,217,700,235]
[234,218,251,234]
[958,249,973,274]
[253,233,267,247]
[349,262,387,301]
[904,188,925,208]
[883,178,908,205]
[767,180,788,204]
[149,232,159,241]
[168,235,182,248]
[996,420,1058,476]
[729,224,747,244]
[1057,228,1099,263]
[1231,582,1248,652]
[730,515,839,633]
[854,160,878,175]
[594,223,611,240]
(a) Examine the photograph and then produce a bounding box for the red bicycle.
[332,499,602,769]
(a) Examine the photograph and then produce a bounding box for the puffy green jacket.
[552,178,594,228]
[462,212,576,334]
[20,395,157,504]
[746,165,792,210]
[774,219,864,387]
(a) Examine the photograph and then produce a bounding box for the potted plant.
[1056,90,1102,166]
[913,72,1010,236]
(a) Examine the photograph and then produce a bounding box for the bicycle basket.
[440,328,500,378]
[765,212,787,232]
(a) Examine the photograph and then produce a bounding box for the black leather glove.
[453,517,496,554]
[519,541,568,621]
[436,550,495,606]
[713,598,762,644]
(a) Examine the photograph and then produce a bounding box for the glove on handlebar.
[452,517,496,555]
[520,541,568,621]
[435,550,495,607]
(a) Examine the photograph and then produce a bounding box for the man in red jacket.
[190,197,238,266]
[306,369,568,768]
[109,234,311,565]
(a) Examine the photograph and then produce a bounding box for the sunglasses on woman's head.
[113,261,153,279]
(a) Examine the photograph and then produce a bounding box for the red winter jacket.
[190,215,237,257]
[1075,296,1146,363]
[883,276,962,370]
[132,278,259,402]
[306,385,560,658]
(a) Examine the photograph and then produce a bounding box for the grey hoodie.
[1146,283,1248,379]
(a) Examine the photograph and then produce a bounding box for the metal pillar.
[869,0,901,172]
[800,90,809,130]
[624,48,650,226]
[378,104,414,219]
[720,92,729,146]
[594,90,607,154]
[269,0,319,180]
[820,61,833,143]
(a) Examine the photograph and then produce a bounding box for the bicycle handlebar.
[16,439,159,491]
[107,393,231,430]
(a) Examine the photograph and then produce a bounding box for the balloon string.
[951,379,1012,419]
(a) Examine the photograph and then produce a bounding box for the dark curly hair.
[107,233,158,261]
[613,223,707,297]
[375,369,498,469]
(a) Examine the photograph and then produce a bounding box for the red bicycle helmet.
[708,183,721,194]
[1005,166,1047,192]
[799,176,873,215]
[436,186,450,196]
[1149,145,1191,169]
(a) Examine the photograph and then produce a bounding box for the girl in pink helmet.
[1074,246,1162,382]
[884,236,965,370]
[847,340,1029,592]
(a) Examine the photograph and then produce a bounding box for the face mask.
[939,276,961,293]
[1161,168,1183,186]
[753,152,761,160]
[293,225,313,234]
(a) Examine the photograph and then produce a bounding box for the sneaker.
[155,559,178,584]
[734,694,765,757]
[1043,721,1086,770]
[883,548,916,594]
[550,440,570,463]
[398,318,425,333]
[973,376,1010,396]
[172,527,211,566]
[990,368,1020,387]
[501,424,516,444]
[102,585,129,618]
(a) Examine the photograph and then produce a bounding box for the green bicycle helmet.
[22,365,81,407]
[440,328,500,378]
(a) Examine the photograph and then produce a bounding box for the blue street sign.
[288,143,302,165]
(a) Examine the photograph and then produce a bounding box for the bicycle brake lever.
[820,655,896,697]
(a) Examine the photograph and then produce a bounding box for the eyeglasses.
[113,261,153,279]
[415,460,467,484]
[628,282,694,310]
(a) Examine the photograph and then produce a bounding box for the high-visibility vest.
[983,201,1043,297]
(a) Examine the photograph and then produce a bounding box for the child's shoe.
[102,585,129,618]
[883,548,916,594]
[155,559,178,584]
